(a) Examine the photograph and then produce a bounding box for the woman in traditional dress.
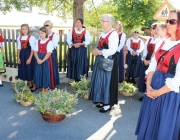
[89,14,119,113]
[137,23,160,100]
[17,24,36,90]
[44,20,59,87]
[66,18,90,82]
[136,10,180,140]
[125,29,144,84]
[114,21,126,83]
[0,34,5,87]
[33,27,54,92]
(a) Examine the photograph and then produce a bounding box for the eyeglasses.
[134,31,139,34]
[44,25,49,27]
[100,20,109,23]
[166,19,177,25]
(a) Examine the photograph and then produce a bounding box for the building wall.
[0,6,73,34]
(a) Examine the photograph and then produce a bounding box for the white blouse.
[117,32,126,52]
[146,38,180,93]
[66,28,90,48]
[126,37,144,55]
[17,35,36,50]
[48,32,59,49]
[99,29,119,58]
[34,38,53,53]
[143,37,161,57]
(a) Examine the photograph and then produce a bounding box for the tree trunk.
[73,0,86,27]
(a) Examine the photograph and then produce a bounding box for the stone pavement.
[0,82,144,140]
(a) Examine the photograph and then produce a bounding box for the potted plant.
[12,81,29,94]
[119,81,138,96]
[14,87,36,106]
[70,75,90,99]
[34,88,78,123]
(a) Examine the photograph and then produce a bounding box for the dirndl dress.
[135,70,180,140]
[18,43,35,81]
[117,49,124,82]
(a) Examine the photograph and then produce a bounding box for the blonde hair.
[115,21,123,32]
[44,20,53,28]
[157,23,167,30]
[20,24,30,37]
[39,27,48,38]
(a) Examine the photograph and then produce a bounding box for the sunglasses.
[134,31,139,34]
[166,19,177,25]
[44,25,49,27]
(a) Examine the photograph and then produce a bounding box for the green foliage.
[34,88,78,115]
[84,0,118,28]
[13,81,28,93]
[119,81,138,95]
[14,90,36,103]
[113,0,162,33]
[70,75,90,98]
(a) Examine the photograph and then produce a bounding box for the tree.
[84,0,118,28]
[113,0,162,36]
[0,0,87,26]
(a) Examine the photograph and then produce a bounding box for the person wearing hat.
[66,18,90,82]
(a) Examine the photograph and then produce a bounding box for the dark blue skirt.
[18,48,35,81]
[117,49,124,82]
[33,53,51,88]
[67,46,88,81]
[126,51,141,78]
[89,54,119,106]
[137,53,152,92]
[52,49,60,85]
[136,70,180,140]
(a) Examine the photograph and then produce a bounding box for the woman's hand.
[26,58,31,65]
[145,85,161,99]
[144,59,149,66]
[18,58,21,64]
[37,59,43,65]
[92,48,101,56]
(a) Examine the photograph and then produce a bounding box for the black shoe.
[96,103,103,108]
[0,84,3,87]
[131,78,136,84]
[138,97,143,101]
[99,107,111,113]
[31,88,37,92]
[126,78,130,83]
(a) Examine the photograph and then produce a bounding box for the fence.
[0,29,99,72]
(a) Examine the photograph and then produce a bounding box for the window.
[20,4,32,12]
[38,5,48,15]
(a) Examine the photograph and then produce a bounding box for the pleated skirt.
[137,53,152,92]
[18,48,35,81]
[126,51,141,78]
[33,53,51,88]
[89,54,119,106]
[135,70,180,140]
[67,46,88,80]
[52,49,60,85]
[117,49,124,82]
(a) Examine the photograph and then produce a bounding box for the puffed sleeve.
[46,40,53,53]
[66,30,73,48]
[17,36,21,50]
[52,33,59,49]
[136,39,144,55]
[126,38,133,54]
[83,30,90,47]
[102,31,119,58]
[143,38,149,58]
[145,55,157,75]
[34,40,39,51]
[117,33,126,52]
[29,36,36,50]
[165,58,180,93]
